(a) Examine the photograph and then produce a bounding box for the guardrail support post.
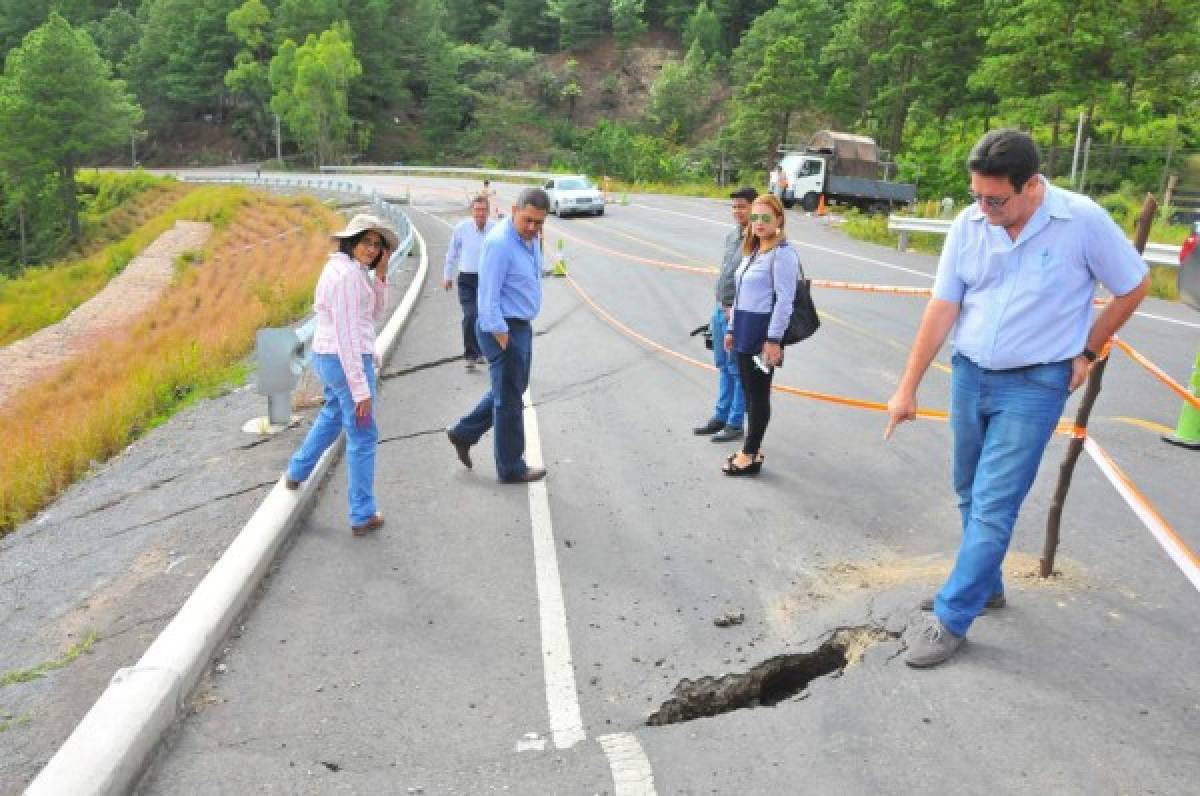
[1163,348,1200,449]
[897,230,909,252]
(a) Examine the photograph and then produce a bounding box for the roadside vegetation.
[0,189,342,535]
[841,187,1190,300]
[0,176,250,346]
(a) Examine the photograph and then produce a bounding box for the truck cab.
[774,153,827,212]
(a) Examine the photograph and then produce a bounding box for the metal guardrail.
[321,164,559,180]
[888,216,1181,267]
[178,173,417,425]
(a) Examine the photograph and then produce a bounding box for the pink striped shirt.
[310,251,389,402]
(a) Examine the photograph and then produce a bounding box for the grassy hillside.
[0,188,343,534]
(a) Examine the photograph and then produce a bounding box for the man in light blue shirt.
[446,187,549,483]
[443,195,496,371]
[885,129,1148,667]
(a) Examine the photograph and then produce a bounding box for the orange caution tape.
[1111,337,1200,412]
[564,275,947,421]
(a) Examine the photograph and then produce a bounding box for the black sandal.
[722,453,763,476]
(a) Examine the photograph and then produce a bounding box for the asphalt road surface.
[13,175,1200,794]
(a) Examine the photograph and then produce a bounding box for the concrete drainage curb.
[24,220,430,796]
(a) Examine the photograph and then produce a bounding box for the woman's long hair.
[742,194,786,256]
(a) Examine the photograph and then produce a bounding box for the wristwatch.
[766,337,781,345]
[1080,348,1097,363]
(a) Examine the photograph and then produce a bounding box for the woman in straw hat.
[284,213,397,535]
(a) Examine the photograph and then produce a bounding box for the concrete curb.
[24,219,431,796]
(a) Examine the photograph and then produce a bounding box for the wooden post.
[1040,193,1157,577]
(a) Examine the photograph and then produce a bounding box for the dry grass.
[0,183,239,347]
[0,190,341,534]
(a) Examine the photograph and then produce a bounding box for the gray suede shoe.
[905,619,965,668]
[711,425,744,443]
[919,593,1006,614]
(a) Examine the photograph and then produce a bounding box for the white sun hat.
[331,213,399,251]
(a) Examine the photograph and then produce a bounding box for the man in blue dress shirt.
[443,195,496,371]
[885,129,1149,667]
[446,187,550,483]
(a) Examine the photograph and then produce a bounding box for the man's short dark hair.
[470,195,489,207]
[515,187,550,212]
[730,186,758,202]
[968,129,1041,192]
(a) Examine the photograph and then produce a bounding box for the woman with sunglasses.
[722,194,799,475]
[284,213,396,535]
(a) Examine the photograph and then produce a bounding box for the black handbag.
[770,249,820,345]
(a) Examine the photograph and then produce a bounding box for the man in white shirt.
[444,195,496,371]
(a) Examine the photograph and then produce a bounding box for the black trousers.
[457,272,480,359]
[735,352,774,455]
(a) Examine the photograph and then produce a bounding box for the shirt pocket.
[1025,248,1063,294]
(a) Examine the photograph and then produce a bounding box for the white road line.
[599,733,659,796]
[1083,437,1200,593]
[523,387,587,749]
[630,202,936,279]
[631,200,1196,326]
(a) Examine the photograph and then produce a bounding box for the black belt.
[505,317,531,327]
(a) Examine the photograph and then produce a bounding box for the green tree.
[444,0,502,42]
[272,0,343,46]
[126,0,241,124]
[549,0,607,51]
[225,0,274,155]
[501,0,558,51]
[643,0,694,32]
[0,13,141,242]
[682,2,722,61]
[610,0,645,54]
[269,22,362,167]
[645,41,714,141]
[85,5,141,75]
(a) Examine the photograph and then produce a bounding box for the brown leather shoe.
[446,429,473,469]
[501,466,547,484]
[351,513,384,536]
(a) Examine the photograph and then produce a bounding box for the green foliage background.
[1,0,1199,271]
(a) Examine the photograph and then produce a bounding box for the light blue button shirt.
[933,179,1147,370]
[443,217,495,281]
[477,218,543,334]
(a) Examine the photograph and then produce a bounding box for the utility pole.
[17,202,27,267]
[1069,112,1084,185]
[131,130,137,168]
[274,113,282,165]
[1078,137,1092,193]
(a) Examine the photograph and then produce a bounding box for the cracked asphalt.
[5,176,1199,794]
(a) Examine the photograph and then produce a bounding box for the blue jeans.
[935,354,1070,637]
[711,304,744,428]
[287,353,379,526]
[451,320,533,480]
[457,272,481,360]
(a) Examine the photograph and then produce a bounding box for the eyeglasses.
[748,212,775,223]
[970,192,1014,210]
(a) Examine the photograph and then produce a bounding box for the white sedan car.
[543,176,605,217]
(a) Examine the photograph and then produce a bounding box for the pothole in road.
[646,625,898,727]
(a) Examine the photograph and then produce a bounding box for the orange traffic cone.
[817,194,827,216]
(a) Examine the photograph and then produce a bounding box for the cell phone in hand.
[753,354,772,374]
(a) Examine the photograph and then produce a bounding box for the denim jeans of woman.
[934,354,1070,637]
[287,353,379,526]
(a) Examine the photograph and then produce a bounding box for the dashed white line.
[599,732,659,796]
